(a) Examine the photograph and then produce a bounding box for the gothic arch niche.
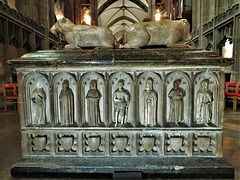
[80,72,106,126]
[193,70,219,126]
[108,72,134,127]
[165,71,191,127]
[137,72,163,127]
[52,72,78,126]
[23,72,50,126]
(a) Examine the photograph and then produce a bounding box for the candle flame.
[84,9,91,25]
[155,9,161,21]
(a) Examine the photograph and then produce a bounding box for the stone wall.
[0,1,58,108]
[191,1,240,82]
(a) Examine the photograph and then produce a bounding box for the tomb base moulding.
[9,48,234,179]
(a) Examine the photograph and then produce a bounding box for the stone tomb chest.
[10,48,234,179]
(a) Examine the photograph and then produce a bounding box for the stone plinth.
[9,48,234,179]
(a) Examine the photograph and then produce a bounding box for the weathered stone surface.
[9,48,234,178]
[11,157,234,179]
[8,48,234,66]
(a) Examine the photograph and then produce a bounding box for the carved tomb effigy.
[10,48,234,179]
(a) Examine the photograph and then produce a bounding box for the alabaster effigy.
[9,48,234,179]
[50,17,119,49]
[124,19,192,48]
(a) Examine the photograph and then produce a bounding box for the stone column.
[231,15,240,81]
[39,0,49,49]
[2,19,10,82]
[90,0,98,25]
[148,0,156,21]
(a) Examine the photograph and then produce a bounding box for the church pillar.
[39,0,49,49]
[90,0,98,25]
[148,0,156,21]
[2,19,10,82]
[231,15,240,81]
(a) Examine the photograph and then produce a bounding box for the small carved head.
[201,80,209,90]
[62,80,69,89]
[90,80,97,90]
[117,80,124,90]
[173,79,181,88]
[146,78,153,90]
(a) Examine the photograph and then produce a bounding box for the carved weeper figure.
[141,78,157,126]
[86,80,101,126]
[196,80,213,124]
[113,80,130,127]
[31,87,46,125]
[50,17,118,49]
[59,80,74,126]
[124,19,192,48]
[168,79,185,124]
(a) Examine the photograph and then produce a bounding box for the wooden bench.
[224,82,240,111]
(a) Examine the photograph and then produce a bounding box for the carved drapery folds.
[52,73,78,126]
[23,73,50,126]
[59,80,74,126]
[194,71,219,126]
[81,72,105,126]
[166,71,191,127]
[137,72,162,127]
[22,70,221,127]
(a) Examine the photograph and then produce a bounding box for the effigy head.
[50,17,75,36]
[179,19,192,42]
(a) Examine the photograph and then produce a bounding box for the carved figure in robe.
[31,87,46,125]
[113,80,130,127]
[59,80,74,125]
[86,80,102,126]
[141,78,157,126]
[196,80,213,124]
[168,79,185,123]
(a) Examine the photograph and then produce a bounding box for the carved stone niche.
[52,72,78,127]
[9,48,234,178]
[83,133,105,155]
[165,71,191,127]
[110,133,132,155]
[56,133,78,154]
[165,133,188,155]
[29,133,50,154]
[193,133,217,156]
[108,72,134,127]
[23,72,51,127]
[80,72,106,127]
[137,72,163,127]
[193,70,219,127]
[137,133,160,155]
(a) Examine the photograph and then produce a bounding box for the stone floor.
[0,103,239,180]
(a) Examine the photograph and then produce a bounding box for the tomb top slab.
[8,48,234,66]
